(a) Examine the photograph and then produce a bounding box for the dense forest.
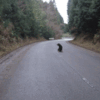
[67,0,100,43]
[0,0,64,56]
[0,0,64,42]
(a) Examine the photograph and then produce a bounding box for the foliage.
[0,0,64,40]
[63,24,69,33]
[41,25,55,40]
[67,0,100,38]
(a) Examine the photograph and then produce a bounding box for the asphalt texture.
[0,38,100,100]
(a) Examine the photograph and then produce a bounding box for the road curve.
[0,38,100,100]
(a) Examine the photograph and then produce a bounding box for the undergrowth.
[70,34,100,53]
[0,36,45,58]
[0,21,46,58]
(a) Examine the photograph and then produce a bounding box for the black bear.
[57,43,63,52]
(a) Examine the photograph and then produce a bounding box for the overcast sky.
[42,0,69,24]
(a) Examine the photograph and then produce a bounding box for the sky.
[42,0,69,24]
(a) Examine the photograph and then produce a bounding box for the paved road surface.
[0,38,100,100]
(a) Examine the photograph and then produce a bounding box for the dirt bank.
[69,38,100,53]
[0,37,46,58]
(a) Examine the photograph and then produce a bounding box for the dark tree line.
[0,0,63,40]
[67,0,100,39]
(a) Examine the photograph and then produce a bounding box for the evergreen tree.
[67,0,100,38]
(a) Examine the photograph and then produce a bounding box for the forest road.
[0,38,100,100]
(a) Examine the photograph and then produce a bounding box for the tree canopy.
[67,0,100,38]
[0,0,64,40]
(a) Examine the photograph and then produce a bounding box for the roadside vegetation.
[0,0,64,57]
[67,0,100,53]
[62,33,72,38]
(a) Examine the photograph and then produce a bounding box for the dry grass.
[0,37,46,58]
[70,38,100,53]
[0,22,46,58]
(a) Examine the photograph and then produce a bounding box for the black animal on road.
[57,43,63,52]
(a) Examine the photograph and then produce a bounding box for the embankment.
[0,37,46,58]
[69,34,100,53]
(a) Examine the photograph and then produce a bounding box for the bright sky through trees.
[42,0,68,24]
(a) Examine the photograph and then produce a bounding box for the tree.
[67,0,100,39]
